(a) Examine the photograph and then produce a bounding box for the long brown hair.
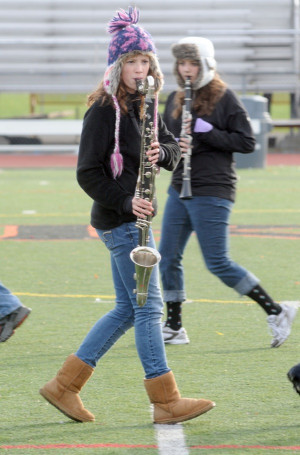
[172,73,227,118]
[86,80,139,115]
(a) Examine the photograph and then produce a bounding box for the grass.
[0,165,300,455]
[0,92,291,120]
[0,93,167,119]
[0,93,88,119]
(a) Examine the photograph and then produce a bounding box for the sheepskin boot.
[39,354,95,422]
[144,371,215,424]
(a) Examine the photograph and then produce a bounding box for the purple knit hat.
[107,7,155,66]
[103,7,162,178]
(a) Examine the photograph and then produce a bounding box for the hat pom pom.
[108,6,139,34]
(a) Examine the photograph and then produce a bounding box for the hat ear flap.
[103,66,113,94]
[148,54,163,92]
[107,59,123,95]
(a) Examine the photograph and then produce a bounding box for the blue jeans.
[159,186,259,302]
[76,222,170,379]
[0,282,22,318]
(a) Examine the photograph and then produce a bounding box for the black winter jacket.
[163,88,256,202]
[77,98,181,229]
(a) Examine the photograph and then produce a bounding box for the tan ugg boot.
[144,371,215,424]
[39,354,95,422]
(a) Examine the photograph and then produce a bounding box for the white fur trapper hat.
[172,36,217,90]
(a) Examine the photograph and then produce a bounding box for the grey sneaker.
[162,324,190,345]
[0,306,31,342]
[267,302,298,348]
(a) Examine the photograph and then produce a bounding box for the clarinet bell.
[130,246,161,307]
[179,178,192,200]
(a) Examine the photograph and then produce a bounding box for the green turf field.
[0,165,300,454]
[0,92,291,120]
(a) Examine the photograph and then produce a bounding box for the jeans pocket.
[97,229,114,250]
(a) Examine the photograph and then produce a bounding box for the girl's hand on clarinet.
[147,141,160,164]
[179,136,192,157]
[132,197,154,218]
[183,115,192,135]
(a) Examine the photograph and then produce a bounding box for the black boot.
[287,363,300,395]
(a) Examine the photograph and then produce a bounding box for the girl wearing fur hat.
[160,37,297,348]
[39,9,215,425]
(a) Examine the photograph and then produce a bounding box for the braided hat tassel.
[110,95,123,178]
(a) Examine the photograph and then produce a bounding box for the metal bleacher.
[0,0,299,96]
[0,0,299,151]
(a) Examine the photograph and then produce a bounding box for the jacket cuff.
[123,196,133,214]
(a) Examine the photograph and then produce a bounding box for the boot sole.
[39,388,95,423]
[164,339,190,345]
[154,401,215,424]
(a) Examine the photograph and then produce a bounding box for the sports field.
[0,162,300,454]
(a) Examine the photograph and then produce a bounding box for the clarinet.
[130,76,161,307]
[179,76,193,200]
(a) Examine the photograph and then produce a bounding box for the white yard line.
[155,423,189,455]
